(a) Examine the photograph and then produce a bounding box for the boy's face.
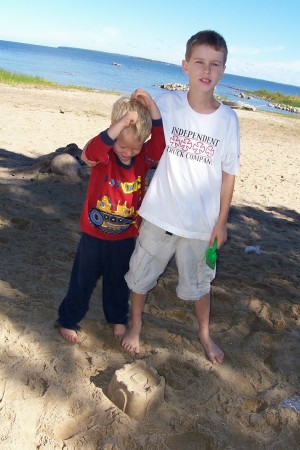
[113,128,143,165]
[182,44,225,93]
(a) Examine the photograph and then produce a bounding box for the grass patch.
[247,89,300,108]
[0,68,120,94]
[0,68,66,88]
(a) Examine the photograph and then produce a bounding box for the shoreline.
[1,64,300,116]
[157,82,300,114]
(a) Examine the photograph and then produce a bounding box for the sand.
[0,84,299,450]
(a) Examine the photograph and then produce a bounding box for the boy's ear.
[182,59,189,75]
[219,65,225,80]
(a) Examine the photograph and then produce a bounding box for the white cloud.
[229,45,285,56]
[227,59,300,86]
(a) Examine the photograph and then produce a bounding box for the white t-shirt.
[139,90,240,240]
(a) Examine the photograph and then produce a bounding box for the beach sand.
[0,84,299,449]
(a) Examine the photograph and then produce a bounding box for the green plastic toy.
[205,239,218,269]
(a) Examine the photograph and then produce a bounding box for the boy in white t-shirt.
[122,30,240,364]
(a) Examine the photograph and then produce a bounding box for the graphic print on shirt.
[167,126,220,165]
[89,176,142,235]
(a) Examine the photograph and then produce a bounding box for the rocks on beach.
[12,142,155,186]
[156,82,189,91]
[224,82,300,114]
[157,82,299,114]
[28,143,91,179]
[235,91,300,114]
[157,83,256,110]
[268,102,300,114]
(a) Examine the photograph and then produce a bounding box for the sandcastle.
[106,360,165,420]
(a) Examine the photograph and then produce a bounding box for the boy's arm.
[81,139,98,167]
[131,89,161,120]
[131,89,165,164]
[83,111,138,164]
[144,122,165,166]
[107,110,139,139]
[83,132,113,165]
[210,172,235,248]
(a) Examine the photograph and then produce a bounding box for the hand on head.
[122,110,138,127]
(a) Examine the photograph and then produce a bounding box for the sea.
[1,40,299,116]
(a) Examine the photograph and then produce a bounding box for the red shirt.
[80,119,165,240]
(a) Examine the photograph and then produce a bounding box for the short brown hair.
[185,30,228,65]
[111,96,152,143]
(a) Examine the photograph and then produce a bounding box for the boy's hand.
[210,224,227,248]
[121,110,138,127]
[81,148,98,167]
[131,89,153,109]
[107,110,138,141]
[131,89,161,120]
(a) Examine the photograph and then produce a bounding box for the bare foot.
[121,321,142,353]
[59,327,80,344]
[199,334,224,364]
[112,324,126,342]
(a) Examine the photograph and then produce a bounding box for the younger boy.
[57,89,165,343]
[122,31,240,363]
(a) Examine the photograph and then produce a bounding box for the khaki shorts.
[125,220,216,301]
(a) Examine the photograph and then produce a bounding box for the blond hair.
[111,96,152,142]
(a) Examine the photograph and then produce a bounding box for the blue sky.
[1,0,299,86]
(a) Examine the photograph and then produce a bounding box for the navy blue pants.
[57,233,135,330]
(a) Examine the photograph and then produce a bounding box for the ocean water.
[1,40,299,115]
